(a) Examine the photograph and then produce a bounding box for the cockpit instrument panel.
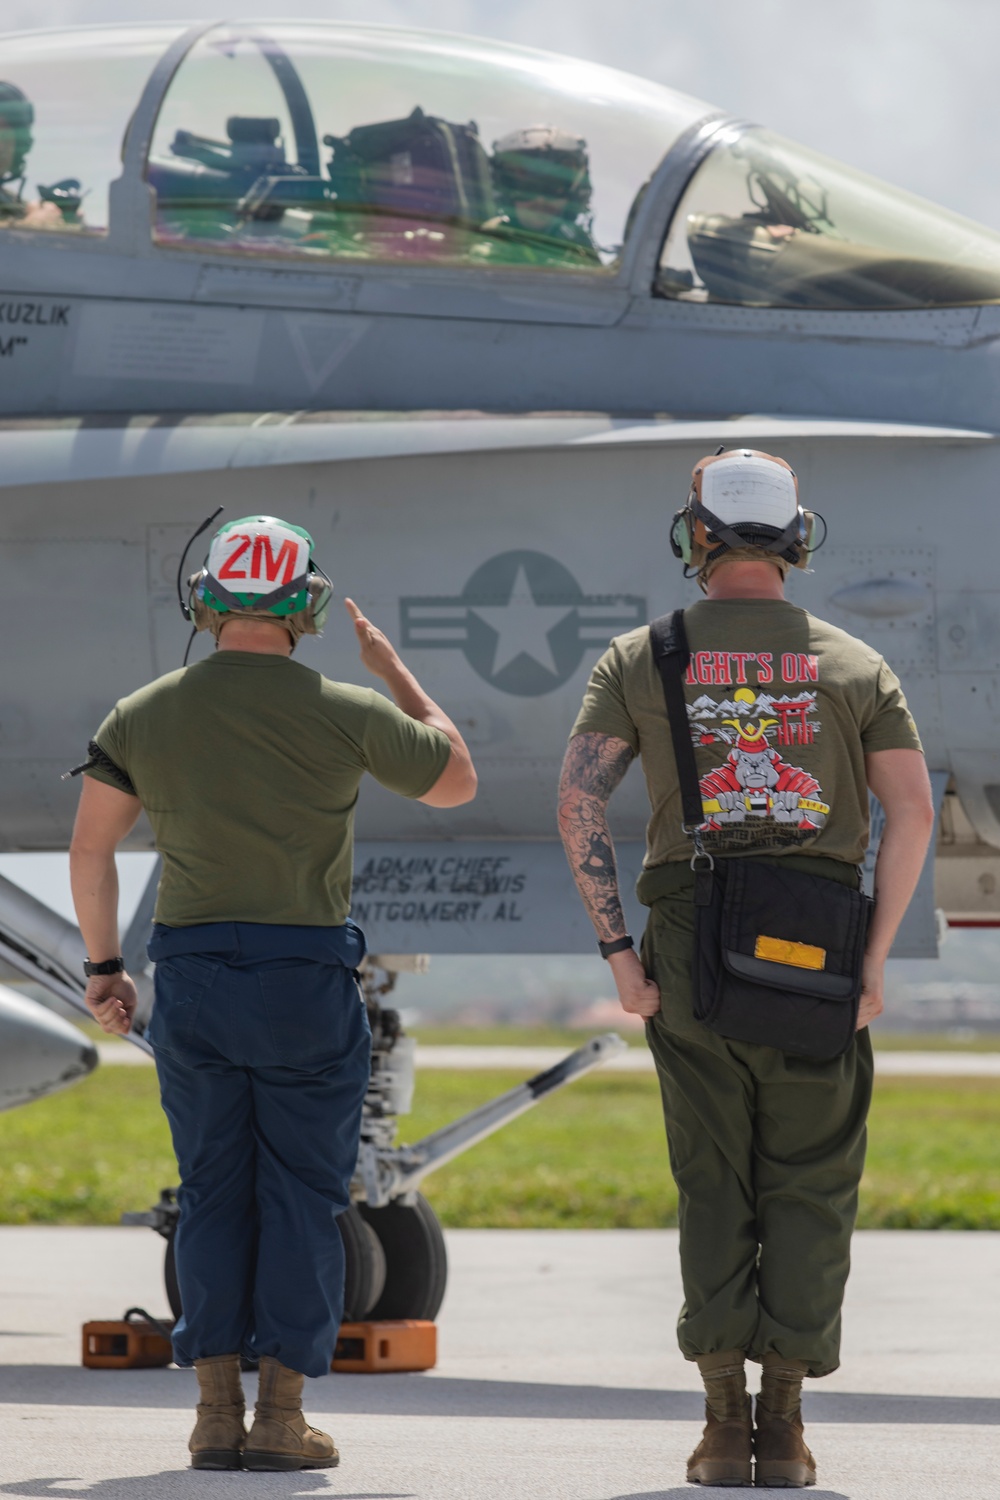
[657,127,1000,309]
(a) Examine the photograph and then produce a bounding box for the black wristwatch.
[598,935,634,960]
[83,956,125,977]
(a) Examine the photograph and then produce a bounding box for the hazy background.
[3,1,998,1026]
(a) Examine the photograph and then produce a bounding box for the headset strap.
[694,499,803,558]
[202,570,311,613]
[649,610,704,832]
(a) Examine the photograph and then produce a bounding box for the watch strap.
[598,935,634,960]
[83,956,125,977]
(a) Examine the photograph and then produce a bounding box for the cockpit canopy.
[0,21,706,270]
[5,20,1000,306]
[657,126,1000,310]
[142,24,708,270]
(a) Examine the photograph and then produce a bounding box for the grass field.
[86,1022,1000,1051]
[1,1066,997,1230]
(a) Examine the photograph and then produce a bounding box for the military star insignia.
[470,565,574,677]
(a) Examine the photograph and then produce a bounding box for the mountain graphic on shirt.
[686,689,816,723]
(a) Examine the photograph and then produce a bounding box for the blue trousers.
[146,920,370,1377]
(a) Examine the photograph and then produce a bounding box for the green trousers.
[640,867,873,1379]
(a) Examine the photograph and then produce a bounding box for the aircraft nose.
[0,982,98,1112]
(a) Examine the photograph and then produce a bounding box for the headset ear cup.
[790,510,816,568]
[671,516,689,564]
[306,573,332,634]
[670,511,693,564]
[187,570,214,631]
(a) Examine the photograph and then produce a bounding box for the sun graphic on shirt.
[724,688,776,743]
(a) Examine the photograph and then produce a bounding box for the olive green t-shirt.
[85,653,451,927]
[571,599,922,869]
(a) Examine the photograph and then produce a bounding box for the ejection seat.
[147,115,331,243]
[315,105,496,260]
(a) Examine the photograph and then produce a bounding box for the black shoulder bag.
[649,610,872,1061]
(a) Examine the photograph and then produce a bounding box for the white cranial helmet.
[670,448,821,578]
[700,452,799,532]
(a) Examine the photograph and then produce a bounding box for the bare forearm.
[69,846,121,961]
[558,732,660,1018]
[559,794,627,942]
[557,734,635,943]
[343,600,475,806]
[866,808,935,960]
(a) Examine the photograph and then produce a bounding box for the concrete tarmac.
[0,1227,997,1499]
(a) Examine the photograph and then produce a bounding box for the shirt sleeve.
[569,642,640,753]
[83,706,138,796]
[860,659,924,754]
[361,692,453,798]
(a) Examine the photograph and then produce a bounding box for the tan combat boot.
[242,1355,339,1471]
[189,1354,246,1470]
[753,1354,816,1488]
[687,1349,753,1487]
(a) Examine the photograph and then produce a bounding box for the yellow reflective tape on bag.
[754,935,827,970]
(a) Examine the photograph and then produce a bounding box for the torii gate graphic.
[772,697,815,747]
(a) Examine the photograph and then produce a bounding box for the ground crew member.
[69,514,476,1472]
[557,452,934,1488]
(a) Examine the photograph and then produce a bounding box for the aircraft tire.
[340,1202,388,1321]
[162,1203,388,1325]
[358,1193,448,1321]
[164,1226,182,1321]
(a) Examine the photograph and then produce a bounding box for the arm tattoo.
[557,733,635,943]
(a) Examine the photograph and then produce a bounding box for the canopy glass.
[657,127,1000,309]
[145,23,708,271]
[0,26,184,235]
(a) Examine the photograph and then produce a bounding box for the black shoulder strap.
[649,609,703,831]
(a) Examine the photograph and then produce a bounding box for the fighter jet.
[1,19,998,1315]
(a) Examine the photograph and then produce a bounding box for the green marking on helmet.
[202,586,309,617]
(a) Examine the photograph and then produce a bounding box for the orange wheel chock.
[332,1320,437,1373]
[82,1314,174,1370]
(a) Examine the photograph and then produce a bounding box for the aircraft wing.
[0,411,991,490]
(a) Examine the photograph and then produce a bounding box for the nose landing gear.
[125,955,626,1326]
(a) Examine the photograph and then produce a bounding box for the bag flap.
[723,948,856,1001]
[722,859,869,981]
